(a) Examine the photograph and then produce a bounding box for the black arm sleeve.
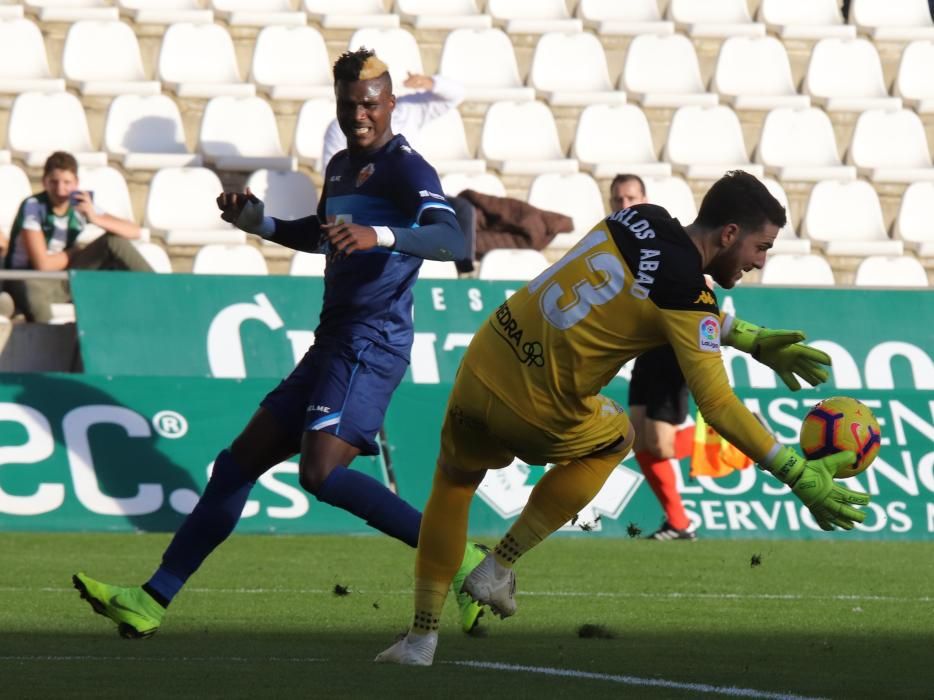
[389,208,466,261]
[267,215,324,253]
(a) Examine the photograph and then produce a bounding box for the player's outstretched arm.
[216,189,323,252]
[721,315,831,391]
[381,208,466,261]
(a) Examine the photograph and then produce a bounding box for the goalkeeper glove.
[765,446,870,531]
[723,316,831,391]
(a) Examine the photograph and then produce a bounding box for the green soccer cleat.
[73,572,165,639]
[452,542,488,633]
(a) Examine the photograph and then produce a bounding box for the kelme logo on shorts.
[698,315,720,352]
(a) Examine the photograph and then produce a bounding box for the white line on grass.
[447,660,825,700]
[0,655,324,663]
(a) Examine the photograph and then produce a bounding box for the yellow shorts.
[439,364,631,472]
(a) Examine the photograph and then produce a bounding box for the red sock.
[635,451,690,530]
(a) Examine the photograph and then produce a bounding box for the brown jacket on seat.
[459,189,574,258]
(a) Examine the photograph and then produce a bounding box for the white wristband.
[373,226,396,248]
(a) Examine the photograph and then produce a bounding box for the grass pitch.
[1,533,932,699]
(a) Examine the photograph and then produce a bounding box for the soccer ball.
[799,397,882,478]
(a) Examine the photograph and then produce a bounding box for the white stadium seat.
[117,0,213,25]
[761,177,810,254]
[438,28,535,102]
[573,104,671,178]
[849,0,934,41]
[480,101,578,174]
[801,180,903,256]
[246,169,318,222]
[756,107,856,182]
[528,172,604,250]
[712,36,810,110]
[757,0,856,39]
[0,164,32,236]
[348,28,422,96]
[642,176,697,224]
[210,0,305,27]
[854,255,929,287]
[62,20,160,96]
[440,172,507,198]
[303,0,399,29]
[292,98,336,171]
[622,34,718,108]
[409,109,485,175]
[486,0,583,34]
[418,260,459,279]
[158,23,255,98]
[479,249,551,281]
[251,26,332,101]
[145,167,244,245]
[847,108,934,183]
[104,94,201,170]
[76,165,149,244]
[8,92,107,167]
[289,251,327,276]
[0,3,22,18]
[198,96,296,172]
[895,181,934,256]
[664,105,763,179]
[528,32,625,106]
[192,244,269,275]
[25,0,118,22]
[394,0,491,29]
[576,0,674,36]
[803,38,901,111]
[760,253,835,286]
[133,241,173,273]
[0,18,65,94]
[895,40,934,113]
[667,0,765,37]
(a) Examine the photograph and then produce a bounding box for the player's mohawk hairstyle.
[333,47,391,85]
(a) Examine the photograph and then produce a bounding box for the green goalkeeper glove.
[723,317,831,391]
[765,446,870,531]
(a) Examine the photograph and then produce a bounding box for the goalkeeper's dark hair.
[696,170,786,233]
[332,47,392,90]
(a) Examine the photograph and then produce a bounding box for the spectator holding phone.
[2,151,151,323]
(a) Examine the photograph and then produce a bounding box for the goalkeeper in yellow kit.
[376,171,869,666]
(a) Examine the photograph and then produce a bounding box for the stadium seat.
[24,0,118,21]
[576,0,674,36]
[303,0,399,29]
[895,181,934,256]
[292,98,335,172]
[250,26,332,101]
[437,28,535,102]
[192,244,269,275]
[528,172,604,250]
[8,92,107,168]
[418,260,459,279]
[0,18,65,94]
[803,38,902,111]
[847,108,934,183]
[486,0,583,33]
[289,251,326,276]
[664,105,763,179]
[478,248,550,280]
[62,20,160,96]
[895,40,934,113]
[642,175,697,223]
[528,32,625,106]
[145,167,244,245]
[198,96,296,172]
[667,0,765,37]
[0,164,32,237]
[409,109,485,174]
[621,34,718,108]
[801,180,903,256]
[757,0,856,39]
[854,254,929,286]
[761,176,810,254]
[348,28,422,96]
[210,0,305,26]
[0,3,22,18]
[158,23,256,98]
[849,0,934,41]
[440,172,507,198]
[133,241,173,273]
[711,36,810,110]
[246,169,318,222]
[394,0,491,29]
[755,107,856,182]
[76,165,149,244]
[480,101,578,174]
[572,104,671,178]
[116,0,213,25]
[104,94,201,170]
[760,253,836,285]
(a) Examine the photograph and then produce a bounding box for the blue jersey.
[315,134,454,355]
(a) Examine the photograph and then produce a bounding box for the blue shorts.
[260,335,409,456]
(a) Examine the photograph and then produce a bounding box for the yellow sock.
[493,450,626,568]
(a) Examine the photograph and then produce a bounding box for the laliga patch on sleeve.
[698,315,720,352]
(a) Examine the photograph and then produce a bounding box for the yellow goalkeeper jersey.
[463,204,776,464]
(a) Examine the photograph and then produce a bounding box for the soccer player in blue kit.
[73,48,489,637]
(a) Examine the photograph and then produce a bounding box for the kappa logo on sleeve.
[418,189,447,201]
[693,290,716,306]
[698,315,720,352]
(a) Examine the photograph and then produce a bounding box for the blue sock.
[315,466,421,548]
[145,449,253,605]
